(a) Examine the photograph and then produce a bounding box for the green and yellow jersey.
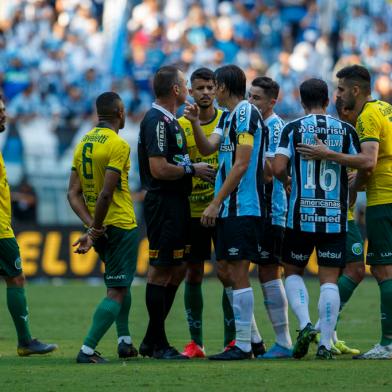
[356,100,392,206]
[178,109,221,218]
[72,127,137,230]
[0,153,14,239]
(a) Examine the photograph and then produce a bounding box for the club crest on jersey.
[176,133,183,148]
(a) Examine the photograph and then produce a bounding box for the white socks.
[262,279,292,348]
[285,274,311,330]
[232,287,254,352]
[81,345,94,355]
[318,283,340,350]
[118,336,132,345]
[251,314,262,344]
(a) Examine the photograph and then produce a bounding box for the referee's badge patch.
[176,133,183,148]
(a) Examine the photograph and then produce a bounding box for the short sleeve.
[213,110,228,140]
[106,140,130,174]
[236,104,260,136]
[266,120,284,158]
[356,110,381,143]
[275,124,292,158]
[142,116,168,157]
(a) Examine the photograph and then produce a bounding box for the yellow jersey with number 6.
[178,109,221,218]
[356,100,392,206]
[72,127,137,229]
[0,153,14,239]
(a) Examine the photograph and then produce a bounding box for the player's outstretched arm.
[67,170,93,227]
[296,135,377,171]
[184,101,221,156]
[201,143,251,227]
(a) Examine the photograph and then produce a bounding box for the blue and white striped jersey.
[276,114,360,233]
[213,100,267,218]
[265,113,287,227]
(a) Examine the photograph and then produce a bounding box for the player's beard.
[337,95,355,111]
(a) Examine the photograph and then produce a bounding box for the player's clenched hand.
[73,233,93,254]
[184,101,200,124]
[193,162,216,184]
[296,135,329,160]
[201,202,220,227]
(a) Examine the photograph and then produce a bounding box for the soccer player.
[297,65,392,359]
[185,64,269,360]
[273,78,361,359]
[313,99,364,356]
[0,94,57,356]
[177,67,236,358]
[68,92,139,363]
[137,66,215,359]
[248,77,293,359]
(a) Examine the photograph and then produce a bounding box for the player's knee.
[5,273,25,287]
[369,265,392,282]
[216,265,231,286]
[107,287,127,303]
[349,263,366,283]
[258,264,280,284]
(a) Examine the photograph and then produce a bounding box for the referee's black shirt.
[138,103,192,196]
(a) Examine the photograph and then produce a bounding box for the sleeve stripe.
[360,137,380,143]
[106,166,121,174]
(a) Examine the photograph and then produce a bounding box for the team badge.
[176,133,183,148]
[352,242,363,256]
[14,257,22,270]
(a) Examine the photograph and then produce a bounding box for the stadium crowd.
[0,0,391,168]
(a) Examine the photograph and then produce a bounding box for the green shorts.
[94,226,138,288]
[0,237,23,277]
[366,204,392,265]
[345,220,364,263]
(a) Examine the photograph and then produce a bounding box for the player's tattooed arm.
[67,170,93,227]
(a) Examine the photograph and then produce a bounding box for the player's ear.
[189,88,193,98]
[324,97,330,110]
[173,83,180,96]
[352,85,360,97]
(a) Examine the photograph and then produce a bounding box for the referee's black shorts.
[144,191,191,266]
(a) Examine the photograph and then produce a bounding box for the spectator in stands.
[11,177,37,224]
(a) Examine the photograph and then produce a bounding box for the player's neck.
[263,108,273,120]
[225,96,243,112]
[355,95,373,115]
[96,120,118,133]
[198,105,216,124]
[304,107,326,115]
[155,98,178,116]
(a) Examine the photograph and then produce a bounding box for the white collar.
[264,112,277,123]
[228,100,248,121]
[152,102,175,120]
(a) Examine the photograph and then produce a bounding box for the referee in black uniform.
[138,65,215,359]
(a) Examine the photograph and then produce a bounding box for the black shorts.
[144,191,191,266]
[215,216,264,262]
[187,218,215,263]
[282,228,346,268]
[255,222,285,265]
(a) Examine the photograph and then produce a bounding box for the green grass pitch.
[0,278,391,392]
